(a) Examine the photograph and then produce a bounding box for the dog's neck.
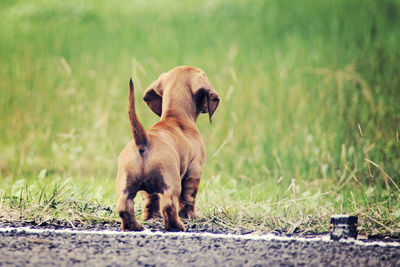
[160,87,198,123]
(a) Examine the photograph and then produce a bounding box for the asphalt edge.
[0,227,399,248]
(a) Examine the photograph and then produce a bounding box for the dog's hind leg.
[117,190,143,231]
[140,191,161,220]
[179,168,201,219]
[116,172,143,231]
[117,193,143,231]
[160,175,185,231]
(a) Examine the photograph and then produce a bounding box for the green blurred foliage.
[0,0,399,211]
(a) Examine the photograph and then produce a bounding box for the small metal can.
[330,215,358,240]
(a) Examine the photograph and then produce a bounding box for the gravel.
[1,219,399,266]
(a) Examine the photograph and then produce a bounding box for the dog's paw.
[122,223,144,231]
[179,207,198,220]
[166,224,186,232]
[178,209,189,219]
[189,213,199,220]
[120,213,143,231]
[143,212,161,221]
[164,218,186,232]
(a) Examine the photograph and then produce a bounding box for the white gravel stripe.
[0,227,399,248]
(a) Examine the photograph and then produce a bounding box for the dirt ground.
[0,219,399,266]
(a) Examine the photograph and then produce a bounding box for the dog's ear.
[193,75,220,122]
[143,74,165,117]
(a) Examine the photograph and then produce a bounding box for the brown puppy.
[116,66,219,231]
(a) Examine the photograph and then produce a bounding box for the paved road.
[0,228,399,266]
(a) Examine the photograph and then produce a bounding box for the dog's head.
[143,66,220,122]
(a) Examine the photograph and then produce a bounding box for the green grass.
[0,0,399,236]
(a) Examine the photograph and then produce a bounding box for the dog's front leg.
[140,191,161,220]
[117,191,143,231]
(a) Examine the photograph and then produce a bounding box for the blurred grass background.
[0,0,399,235]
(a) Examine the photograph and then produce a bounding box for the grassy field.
[0,0,399,236]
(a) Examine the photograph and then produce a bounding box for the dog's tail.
[129,78,148,153]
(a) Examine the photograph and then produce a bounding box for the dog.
[116,66,219,231]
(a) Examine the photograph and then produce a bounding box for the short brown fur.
[116,66,219,231]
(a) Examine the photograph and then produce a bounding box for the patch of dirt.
[0,217,273,235]
[1,217,399,242]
